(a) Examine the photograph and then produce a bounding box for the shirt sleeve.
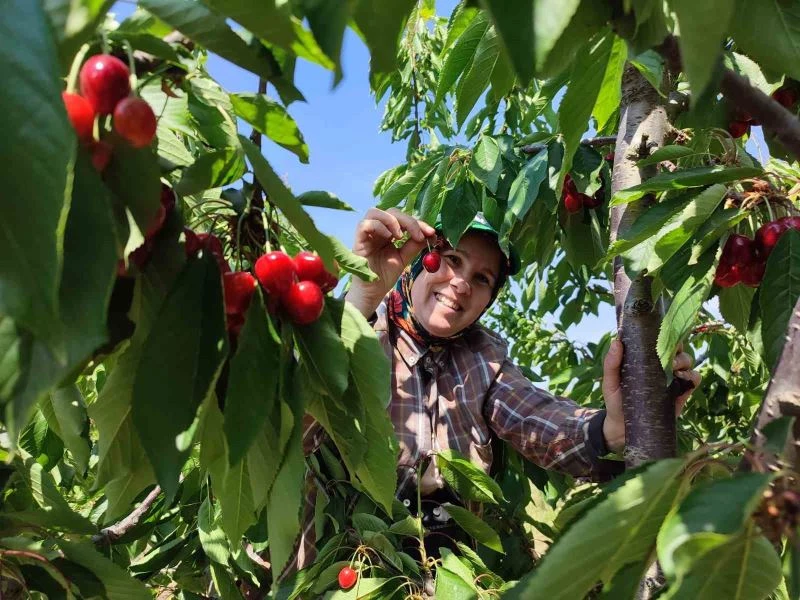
[484,359,624,480]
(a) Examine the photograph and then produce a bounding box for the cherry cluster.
[714,216,800,287]
[728,85,798,139]
[62,54,157,171]
[563,174,604,214]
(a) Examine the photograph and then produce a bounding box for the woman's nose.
[450,277,471,296]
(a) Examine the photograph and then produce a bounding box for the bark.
[92,485,163,544]
[610,66,674,468]
[740,295,800,473]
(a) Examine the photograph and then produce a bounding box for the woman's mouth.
[434,292,461,311]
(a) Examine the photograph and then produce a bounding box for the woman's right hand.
[346,208,436,317]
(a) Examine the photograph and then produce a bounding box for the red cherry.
[294,251,326,284]
[255,252,296,298]
[223,271,257,316]
[564,174,578,194]
[226,312,245,338]
[564,192,582,214]
[338,566,357,590]
[79,54,131,114]
[320,271,339,293]
[755,220,790,258]
[722,234,754,266]
[113,97,157,148]
[714,262,740,288]
[422,251,441,273]
[581,191,604,209]
[728,120,749,139]
[772,88,797,110]
[90,140,113,172]
[62,92,95,142]
[184,230,230,273]
[284,281,324,325]
[740,257,766,287]
[604,151,614,162]
[782,215,800,231]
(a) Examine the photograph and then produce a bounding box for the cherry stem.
[120,39,138,91]
[764,197,775,222]
[66,43,92,94]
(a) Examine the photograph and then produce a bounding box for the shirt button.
[408,356,417,366]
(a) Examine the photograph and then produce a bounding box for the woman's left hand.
[600,339,701,453]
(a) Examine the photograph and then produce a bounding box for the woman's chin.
[419,316,462,338]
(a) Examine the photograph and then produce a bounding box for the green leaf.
[328,236,377,282]
[480,0,535,84]
[353,0,416,79]
[724,51,776,96]
[294,307,350,402]
[352,513,389,536]
[501,149,549,236]
[611,167,763,206]
[557,32,614,192]
[668,0,735,97]
[302,0,349,81]
[761,416,795,456]
[657,249,716,372]
[729,0,800,83]
[637,145,696,167]
[199,497,230,565]
[247,400,292,510]
[298,191,354,211]
[42,385,90,473]
[105,142,162,234]
[224,290,280,466]
[456,24,501,130]
[442,180,480,249]
[139,0,281,79]
[241,136,336,271]
[0,0,71,348]
[418,149,458,225]
[436,13,490,104]
[230,93,309,163]
[719,284,755,333]
[217,456,256,544]
[504,459,685,600]
[132,253,229,500]
[57,539,151,600]
[629,49,665,93]
[437,449,504,505]
[202,0,294,49]
[662,532,781,600]
[44,0,114,67]
[175,147,246,197]
[593,35,627,132]
[760,229,800,371]
[378,153,441,210]
[107,30,182,64]
[470,135,502,193]
[436,567,479,600]
[326,578,392,599]
[444,504,504,553]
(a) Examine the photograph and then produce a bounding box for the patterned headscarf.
[387,234,508,348]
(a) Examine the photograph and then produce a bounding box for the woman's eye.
[476,275,490,286]
[445,254,460,266]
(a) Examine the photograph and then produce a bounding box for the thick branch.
[740,296,800,473]
[657,35,800,161]
[521,135,616,155]
[611,66,674,468]
[92,485,162,544]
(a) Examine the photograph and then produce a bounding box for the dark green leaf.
[353,0,416,79]
[58,539,151,600]
[442,180,480,249]
[298,191,354,211]
[230,93,309,163]
[437,449,504,505]
[502,149,549,236]
[224,290,280,466]
[202,0,295,49]
[719,284,756,333]
[199,497,230,564]
[629,50,665,93]
[105,142,162,234]
[217,456,256,543]
[241,136,337,271]
[0,0,71,347]
[470,135,502,193]
[378,152,442,210]
[480,0,535,84]
[42,385,90,473]
[436,13,490,104]
[295,306,350,402]
[593,35,627,132]
[43,0,114,67]
[107,31,182,63]
[761,417,795,457]
[729,0,800,83]
[444,504,504,553]
[611,167,763,206]
[301,0,349,81]
[637,145,696,167]
[133,253,229,500]
[175,147,246,197]
[668,0,735,97]
[760,229,800,371]
[419,150,458,225]
[456,25,501,129]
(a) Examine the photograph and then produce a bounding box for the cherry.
[223,271,257,316]
[714,262,740,288]
[728,120,749,139]
[604,151,614,162]
[226,312,245,338]
[145,185,176,238]
[564,174,578,194]
[320,271,339,293]
[740,257,766,287]
[62,92,95,142]
[255,251,296,298]
[564,191,583,214]
[114,97,157,148]
[772,88,797,110]
[338,566,357,590]
[79,54,131,114]
[284,281,324,325]
[184,230,230,273]
[782,215,800,231]
[422,251,441,273]
[294,251,326,284]
[90,140,113,172]
[722,234,754,266]
[581,191,603,209]
[755,220,790,258]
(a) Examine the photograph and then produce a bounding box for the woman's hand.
[346,208,436,317]
[600,340,701,454]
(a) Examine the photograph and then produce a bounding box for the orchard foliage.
[1,0,800,599]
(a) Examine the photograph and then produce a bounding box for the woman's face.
[410,231,503,337]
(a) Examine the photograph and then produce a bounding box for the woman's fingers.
[355,218,395,249]
[364,208,403,240]
[672,351,693,372]
[387,208,436,242]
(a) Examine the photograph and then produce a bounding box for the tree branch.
[656,35,800,161]
[521,136,616,155]
[92,485,162,545]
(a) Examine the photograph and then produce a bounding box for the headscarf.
[386,233,508,348]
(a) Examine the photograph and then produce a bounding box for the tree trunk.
[610,65,674,468]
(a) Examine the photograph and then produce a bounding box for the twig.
[521,135,617,155]
[92,485,163,544]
